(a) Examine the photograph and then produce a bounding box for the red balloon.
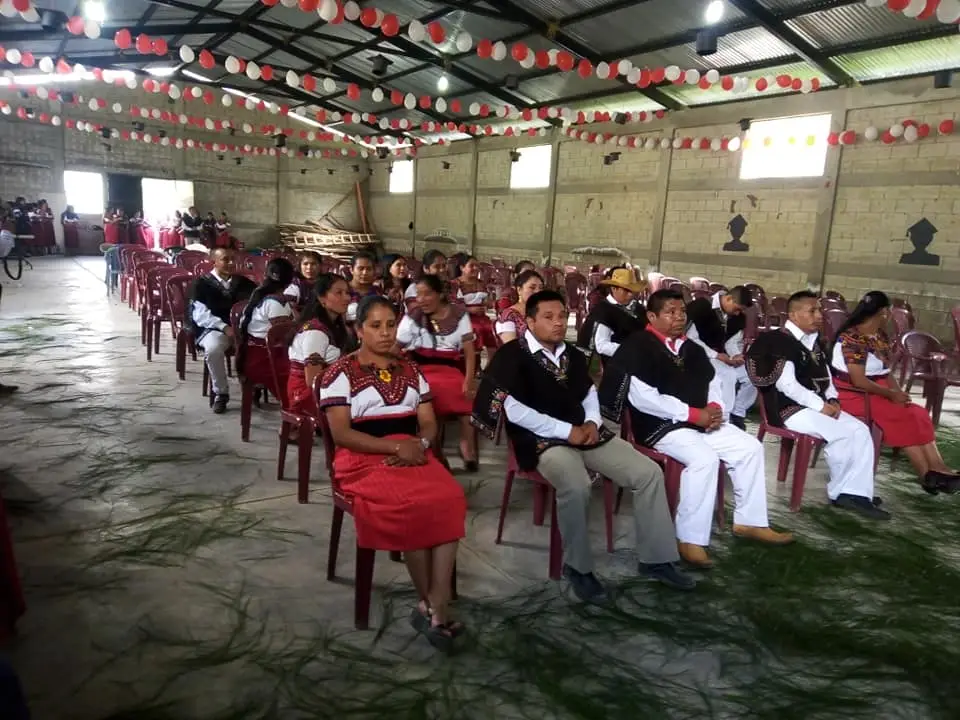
[577,59,593,78]
[526,128,536,137]
[20,51,34,67]
[16,107,27,120]
[97,98,106,108]
[142,78,155,92]
[160,82,170,93]
[450,99,461,113]
[637,69,651,88]
[918,0,939,20]
[511,43,529,62]
[479,104,489,117]
[114,29,132,49]
[827,132,839,146]
[381,14,399,36]
[791,78,802,90]
[521,108,533,121]
[260,65,274,81]
[57,59,71,74]
[419,95,431,109]
[360,7,377,26]
[699,138,711,150]
[811,78,821,90]
[153,38,168,56]
[917,123,930,138]
[299,0,318,10]
[556,51,574,72]
[92,66,104,81]
[262,0,279,6]
[66,16,85,35]
[840,130,856,145]
[477,39,493,59]
[390,119,400,129]
[939,119,955,135]
[651,67,665,84]
[720,75,734,91]
[886,0,910,10]
[390,89,403,104]
[505,127,514,137]
[698,76,711,90]
[427,22,445,44]
[65,119,75,129]
[534,50,550,69]
[135,34,152,54]
[203,91,214,105]
[881,130,896,144]
[484,125,493,135]
[776,74,791,88]
[199,49,215,69]
[755,77,768,91]
[347,83,361,100]
[537,107,549,119]
[681,137,692,149]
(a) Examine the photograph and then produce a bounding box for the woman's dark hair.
[298,250,322,266]
[356,295,396,326]
[514,269,544,290]
[452,254,476,279]
[352,250,376,268]
[833,291,890,344]
[236,258,295,373]
[414,273,451,347]
[381,253,410,289]
[420,249,446,276]
[513,260,536,275]
[295,273,351,350]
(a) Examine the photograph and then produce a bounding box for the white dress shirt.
[191,269,231,332]
[502,330,602,441]
[593,294,624,358]
[774,320,838,412]
[627,333,724,421]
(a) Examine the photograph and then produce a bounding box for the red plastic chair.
[767,296,788,330]
[202,303,244,406]
[689,277,710,292]
[242,255,269,282]
[123,249,160,309]
[133,261,169,342]
[538,266,565,291]
[756,400,823,512]
[144,266,189,361]
[166,274,198,380]
[564,272,588,331]
[269,324,316,504]
[952,307,960,355]
[174,249,208,272]
[822,308,849,342]
[897,330,959,427]
[708,283,727,294]
[193,259,214,276]
[117,245,142,303]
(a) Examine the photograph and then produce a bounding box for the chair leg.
[175,333,186,380]
[145,317,153,361]
[451,562,458,601]
[931,381,946,427]
[532,484,548,526]
[777,438,795,483]
[153,318,161,355]
[277,420,291,481]
[809,445,821,469]
[790,439,814,512]
[603,478,615,554]
[327,507,343,580]
[614,487,624,515]
[871,423,883,472]
[297,420,313,504]
[140,308,148,346]
[354,547,376,630]
[189,336,197,361]
[757,426,766,443]
[663,460,682,518]
[714,464,726,529]
[241,381,253,442]
[495,470,514,544]
[548,492,563,581]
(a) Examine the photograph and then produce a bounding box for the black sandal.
[423,620,466,652]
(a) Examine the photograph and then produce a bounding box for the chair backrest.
[691,289,712,301]
[165,274,194,329]
[242,254,269,280]
[313,375,337,480]
[743,305,762,346]
[820,297,846,311]
[708,283,727,294]
[822,308,849,342]
[824,290,845,301]
[900,331,944,371]
[266,319,296,410]
[175,249,208,269]
[689,277,710,291]
[564,272,587,311]
[889,306,915,341]
[952,307,960,353]
[230,300,247,331]
[193,260,214,275]
[134,260,168,289]
[668,282,693,305]
[539,266,564,290]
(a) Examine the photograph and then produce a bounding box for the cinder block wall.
[369,76,960,339]
[0,83,367,250]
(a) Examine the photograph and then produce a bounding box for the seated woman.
[405,249,448,310]
[495,269,544,344]
[285,251,322,308]
[452,255,497,353]
[380,253,410,315]
[60,204,80,251]
[831,290,958,493]
[576,266,646,367]
[236,258,296,401]
[347,251,380,323]
[319,296,467,650]
[287,273,351,417]
[397,274,479,471]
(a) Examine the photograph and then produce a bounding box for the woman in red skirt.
[286,273,351,417]
[495,269,544,345]
[397,274,479,470]
[319,295,467,650]
[832,290,958,493]
[451,255,497,353]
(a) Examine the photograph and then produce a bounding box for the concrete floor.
[0,257,957,719]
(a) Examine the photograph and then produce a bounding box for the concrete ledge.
[659,251,807,271]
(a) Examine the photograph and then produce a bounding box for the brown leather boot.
[678,542,713,569]
[732,525,795,545]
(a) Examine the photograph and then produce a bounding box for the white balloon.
[497,104,509,118]
[36,86,48,99]
[244,97,256,110]
[88,98,98,111]
[408,19,426,42]
[371,87,384,102]
[330,111,341,121]
[268,102,279,114]
[520,54,535,69]
[664,65,681,82]
[596,61,610,79]
[112,102,122,113]
[6,48,21,64]
[222,94,233,107]
[191,86,203,98]
[280,0,297,6]
[864,126,879,141]
[51,115,61,126]
[168,85,181,99]
[179,46,195,64]
[379,118,388,129]
[318,0,338,21]
[343,1,360,21]
[404,93,416,110]
[323,77,336,92]
[710,137,722,151]
[19,6,38,22]
[890,122,904,137]
[593,135,603,145]
[864,0,885,5]
[174,138,183,148]
[672,137,683,149]
[435,97,447,113]
[151,108,161,119]
[469,102,481,115]
[800,78,812,94]
[937,0,960,22]
[205,118,214,129]
[246,61,261,80]
[686,69,701,84]
[285,70,299,88]
[225,56,240,74]
[904,125,919,142]
[727,136,741,152]
[161,136,170,146]
[242,122,253,133]
[626,68,640,84]
[84,19,101,39]
[140,107,150,118]
[644,137,656,150]
[902,0,926,17]
[38,56,54,73]
[455,32,472,53]
[0,0,16,18]
[705,68,720,84]
[491,41,506,61]
[547,106,559,118]
[658,138,669,149]
[143,133,152,143]
[617,136,627,146]
[294,106,306,115]
[186,138,195,147]
[618,59,632,76]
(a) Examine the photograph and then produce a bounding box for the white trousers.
[783,408,874,501]
[712,360,758,418]
[199,330,231,396]
[655,424,769,546]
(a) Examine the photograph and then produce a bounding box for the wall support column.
[806,94,849,290]
[543,130,561,265]
[648,131,675,271]
[467,139,479,253]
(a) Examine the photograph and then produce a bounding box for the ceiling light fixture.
[437,75,449,92]
[146,67,178,77]
[84,0,106,23]
[704,0,724,24]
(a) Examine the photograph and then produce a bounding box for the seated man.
[601,290,793,569]
[187,248,256,414]
[576,267,647,367]
[473,290,694,602]
[686,285,756,429]
[746,291,888,520]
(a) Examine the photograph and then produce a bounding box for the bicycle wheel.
[3,253,23,281]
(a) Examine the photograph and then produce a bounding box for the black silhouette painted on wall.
[898,218,941,266]
[723,214,750,252]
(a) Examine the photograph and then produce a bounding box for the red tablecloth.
[62,222,80,249]
[159,228,183,249]
[29,219,55,248]
[104,222,120,244]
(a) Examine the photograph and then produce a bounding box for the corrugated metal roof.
[504,0,624,19]
[756,0,827,12]
[518,71,612,104]
[562,0,749,55]
[785,2,939,49]
[627,26,797,71]
[833,36,960,81]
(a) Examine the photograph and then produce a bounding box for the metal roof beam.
[0,21,234,43]
[726,0,855,85]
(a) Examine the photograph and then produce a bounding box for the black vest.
[746,329,832,427]
[686,297,745,353]
[187,273,256,337]
[577,298,647,362]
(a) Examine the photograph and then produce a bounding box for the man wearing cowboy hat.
[576,267,647,366]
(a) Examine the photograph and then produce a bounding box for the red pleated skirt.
[243,343,288,402]
[286,366,317,418]
[104,224,121,244]
[63,223,79,249]
[468,309,497,349]
[160,229,181,249]
[215,231,235,249]
[334,439,467,551]
[836,376,935,448]
[420,364,472,416]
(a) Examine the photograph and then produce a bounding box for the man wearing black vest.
[188,248,256,414]
[576,267,647,366]
[747,291,887,520]
[601,290,794,569]
[686,286,756,429]
[473,290,694,602]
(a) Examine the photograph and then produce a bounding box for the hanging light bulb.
[437,75,449,92]
[704,0,724,24]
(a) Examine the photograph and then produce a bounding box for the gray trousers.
[537,437,679,573]
[199,330,231,396]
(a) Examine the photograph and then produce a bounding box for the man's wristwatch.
[419,437,431,450]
